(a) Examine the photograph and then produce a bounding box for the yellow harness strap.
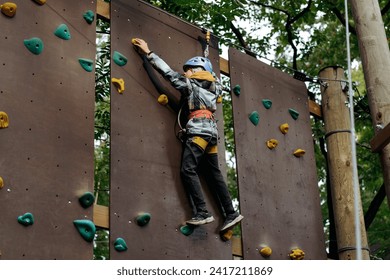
[206,145,218,154]
[192,136,208,150]
[191,136,218,154]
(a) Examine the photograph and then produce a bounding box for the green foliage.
[94,18,111,260]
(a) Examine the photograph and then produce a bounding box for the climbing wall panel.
[229,48,327,260]
[110,0,231,259]
[0,0,96,259]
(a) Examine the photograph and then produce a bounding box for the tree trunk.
[319,66,370,260]
[350,0,390,208]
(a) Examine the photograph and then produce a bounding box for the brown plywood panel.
[110,0,231,259]
[0,0,96,259]
[229,48,326,260]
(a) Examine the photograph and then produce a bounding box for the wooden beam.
[231,236,243,257]
[309,99,322,118]
[219,57,229,76]
[97,0,110,20]
[370,122,390,153]
[93,204,109,229]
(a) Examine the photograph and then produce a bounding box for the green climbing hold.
[289,108,299,120]
[233,85,241,96]
[262,99,272,109]
[114,238,128,252]
[83,10,95,24]
[113,51,128,67]
[180,224,195,236]
[54,23,71,40]
[249,111,260,126]
[73,219,96,242]
[78,58,94,72]
[79,192,95,208]
[136,213,151,227]
[24,37,44,55]
[18,212,34,226]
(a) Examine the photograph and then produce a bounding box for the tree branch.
[250,1,313,70]
[230,21,257,58]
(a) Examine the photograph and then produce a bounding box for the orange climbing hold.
[0,176,4,189]
[158,94,168,106]
[111,78,125,93]
[266,139,278,150]
[0,2,17,18]
[289,248,305,260]
[293,149,305,157]
[260,246,272,257]
[279,123,289,134]
[220,229,233,242]
[0,111,9,128]
[32,0,46,5]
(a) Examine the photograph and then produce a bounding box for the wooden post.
[350,0,390,208]
[319,67,370,260]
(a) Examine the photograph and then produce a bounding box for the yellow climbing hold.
[158,94,168,106]
[1,2,17,17]
[32,0,46,5]
[266,139,278,150]
[217,95,222,103]
[0,112,9,128]
[279,123,289,134]
[111,78,125,93]
[131,38,137,45]
[221,229,233,242]
[289,248,305,260]
[293,149,305,157]
[0,176,4,189]
[260,246,272,257]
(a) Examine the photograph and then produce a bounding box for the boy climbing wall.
[132,38,243,232]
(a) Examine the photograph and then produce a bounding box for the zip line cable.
[344,0,363,260]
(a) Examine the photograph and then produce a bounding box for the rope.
[344,0,363,260]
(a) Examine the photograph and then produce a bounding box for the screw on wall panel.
[0,2,17,17]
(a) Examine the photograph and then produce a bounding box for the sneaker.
[220,212,244,232]
[186,212,215,225]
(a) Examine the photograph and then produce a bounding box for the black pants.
[180,135,235,216]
